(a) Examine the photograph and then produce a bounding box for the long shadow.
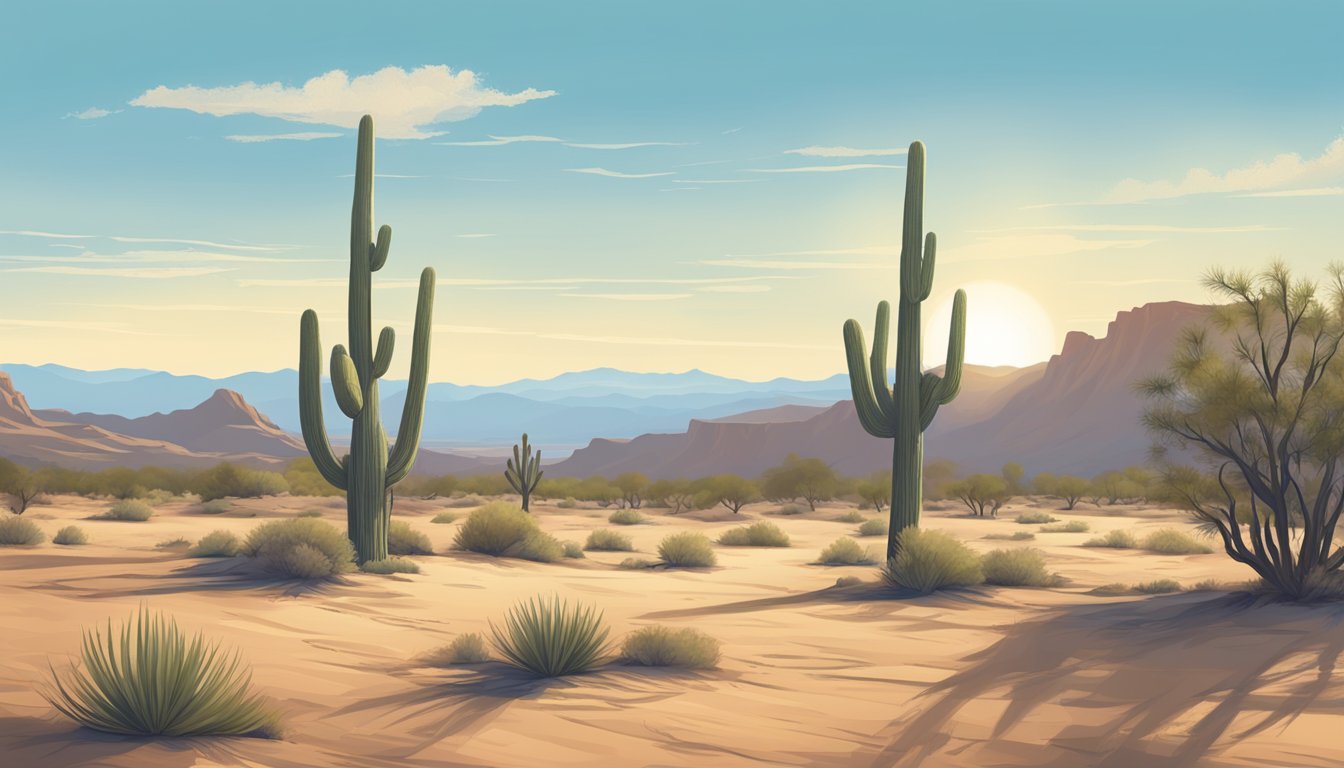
[637,581,1002,621]
[31,557,363,599]
[859,592,1344,768]
[0,714,271,768]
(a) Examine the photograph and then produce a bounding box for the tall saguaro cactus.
[843,141,966,562]
[298,114,436,564]
[505,433,543,512]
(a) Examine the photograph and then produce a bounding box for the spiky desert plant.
[505,432,543,512]
[488,595,611,678]
[43,607,278,737]
[843,141,966,561]
[298,115,436,564]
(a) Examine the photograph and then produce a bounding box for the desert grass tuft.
[882,529,983,593]
[716,521,790,547]
[296,509,324,518]
[835,510,867,524]
[562,541,585,559]
[1039,520,1090,533]
[453,502,562,562]
[387,520,433,556]
[53,525,88,546]
[657,532,716,567]
[424,633,490,666]
[983,531,1035,541]
[584,529,635,552]
[488,595,611,678]
[359,557,421,575]
[618,557,659,570]
[1135,578,1182,594]
[1141,528,1213,555]
[857,518,888,537]
[981,548,1060,587]
[242,518,355,579]
[196,500,232,515]
[1014,510,1057,525]
[187,530,241,558]
[155,537,192,550]
[430,511,457,524]
[1082,529,1138,549]
[0,515,45,546]
[817,537,878,565]
[620,626,720,669]
[608,508,645,525]
[98,500,154,522]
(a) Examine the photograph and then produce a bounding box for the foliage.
[0,514,45,545]
[608,508,645,525]
[1135,578,1182,594]
[836,510,867,524]
[695,474,759,514]
[430,511,457,524]
[1141,528,1213,555]
[359,557,421,574]
[984,531,1036,541]
[387,520,433,556]
[947,474,1010,517]
[612,472,649,509]
[53,525,88,546]
[620,626,720,669]
[1039,520,1090,533]
[1033,474,1090,509]
[562,541,585,559]
[197,499,233,515]
[296,509,324,518]
[488,595,611,678]
[759,454,840,510]
[0,459,44,514]
[283,458,344,498]
[857,518,889,537]
[618,557,659,570]
[425,633,490,666]
[1014,510,1057,525]
[1083,529,1139,549]
[584,529,635,552]
[646,479,695,513]
[817,537,878,565]
[716,521,791,547]
[856,471,892,513]
[922,459,960,500]
[187,530,241,558]
[882,528,983,593]
[657,532,716,567]
[242,518,356,579]
[774,503,808,516]
[981,548,1059,587]
[452,501,544,557]
[1001,462,1026,495]
[191,463,288,502]
[97,500,154,522]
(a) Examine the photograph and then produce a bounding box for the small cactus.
[505,433,543,512]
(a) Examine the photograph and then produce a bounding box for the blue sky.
[2,1,1342,383]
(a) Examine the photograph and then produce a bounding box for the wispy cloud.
[226,131,343,143]
[67,302,316,316]
[456,233,495,238]
[0,317,168,336]
[721,127,743,135]
[132,65,555,140]
[671,179,755,184]
[565,141,686,150]
[699,284,772,293]
[438,134,563,146]
[558,292,692,301]
[1234,186,1344,198]
[241,274,793,289]
[750,163,902,174]
[565,167,674,179]
[0,248,330,265]
[0,230,91,240]
[980,223,1280,234]
[1073,277,1190,286]
[64,107,120,120]
[4,265,234,278]
[783,145,906,158]
[1105,136,1344,203]
[0,230,296,252]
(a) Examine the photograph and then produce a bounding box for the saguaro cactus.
[298,114,436,564]
[843,141,966,562]
[505,433,543,512]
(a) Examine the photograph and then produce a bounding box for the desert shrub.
[197,499,233,515]
[242,518,355,579]
[44,607,278,737]
[187,530,241,558]
[100,500,154,522]
[562,541,585,559]
[836,510,867,524]
[1136,578,1182,594]
[453,502,531,555]
[1141,528,1213,555]
[489,595,611,677]
[834,575,865,587]
[1090,583,1134,596]
[425,633,490,666]
[857,518,888,537]
[817,537,877,565]
[608,509,644,525]
[387,520,433,556]
[557,497,579,509]
[140,489,175,505]
[882,529,983,593]
[620,626,720,669]
[516,531,565,563]
[717,521,790,547]
[584,529,634,552]
[1191,579,1231,592]
[658,532,716,567]
[53,525,88,546]
[774,503,808,516]
[430,511,457,524]
[0,515,45,546]
[1039,520,1090,533]
[618,557,659,570]
[156,537,192,550]
[984,531,1035,541]
[359,557,421,574]
[1015,510,1057,525]
[190,463,288,502]
[981,548,1059,587]
[296,509,324,518]
[443,496,483,509]
[1083,529,1138,549]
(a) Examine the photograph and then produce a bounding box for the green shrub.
[511,530,564,563]
[774,503,808,516]
[618,557,659,570]
[817,537,877,565]
[717,521,790,547]
[1135,578,1182,594]
[242,518,355,579]
[1083,529,1138,549]
[836,510,867,524]
[197,500,233,515]
[657,532,716,567]
[425,633,490,666]
[296,509,324,518]
[187,530,241,558]
[488,595,611,677]
[1191,579,1230,592]
[43,607,278,737]
[1090,583,1133,596]
[608,509,644,525]
[387,520,433,556]
[53,525,88,546]
[562,541,585,559]
[620,626,720,669]
[584,528,634,552]
[1040,521,1090,533]
[360,557,421,574]
[443,496,482,509]
[857,518,888,537]
[1141,528,1213,555]
[984,531,1035,541]
[453,502,539,556]
[99,500,154,522]
[140,489,175,505]
[981,548,1059,587]
[882,529,983,593]
[1015,511,1057,525]
[557,497,579,509]
[191,463,288,502]
[0,515,45,546]
[156,537,192,550]
[430,511,457,524]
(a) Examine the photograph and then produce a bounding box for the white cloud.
[565,141,686,149]
[558,292,692,301]
[566,167,674,179]
[5,265,234,278]
[783,146,907,158]
[980,223,1279,234]
[1106,136,1344,202]
[438,134,563,146]
[1234,186,1344,198]
[750,163,902,174]
[699,284,772,293]
[65,107,119,120]
[0,230,91,239]
[721,127,743,135]
[0,248,328,265]
[0,229,296,251]
[132,65,555,140]
[226,131,343,143]
[672,179,755,184]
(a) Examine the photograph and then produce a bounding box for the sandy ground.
[0,494,1341,768]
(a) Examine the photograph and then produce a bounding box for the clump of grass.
[817,537,877,565]
[981,548,1060,587]
[155,537,192,550]
[430,511,457,524]
[1015,510,1057,525]
[717,521,790,547]
[387,520,433,556]
[139,489,175,506]
[99,500,154,522]
[197,499,233,515]
[1191,579,1230,592]
[0,515,46,546]
[882,529,983,593]
[359,557,421,575]
[984,531,1036,541]
[488,595,611,678]
[53,525,88,546]
[618,557,659,570]
[657,532,716,567]
[242,518,355,579]
[834,575,865,587]
[442,496,482,509]
[1141,528,1213,555]
[561,541,585,558]
[424,633,490,666]
[835,510,867,524]
[187,530,241,558]
[557,496,579,509]
[585,528,635,552]
[857,518,889,537]
[1135,578,1182,594]
[1040,520,1090,533]
[516,531,565,563]
[453,502,562,562]
[773,503,808,516]
[1083,529,1138,549]
[296,509,324,518]
[608,508,645,525]
[1090,583,1134,596]
[621,626,720,669]
[43,607,279,737]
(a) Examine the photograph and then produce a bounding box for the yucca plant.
[44,607,278,737]
[488,595,611,678]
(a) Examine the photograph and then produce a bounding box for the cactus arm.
[372,326,395,379]
[918,233,937,301]
[505,464,523,494]
[370,225,391,271]
[386,267,436,486]
[843,320,897,438]
[298,310,348,490]
[919,289,967,429]
[868,301,896,417]
[330,345,364,418]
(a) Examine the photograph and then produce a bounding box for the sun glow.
[924,281,1056,368]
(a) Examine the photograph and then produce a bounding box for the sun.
[924,281,1056,368]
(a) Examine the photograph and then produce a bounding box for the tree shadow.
[637,580,1001,621]
[30,557,366,599]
